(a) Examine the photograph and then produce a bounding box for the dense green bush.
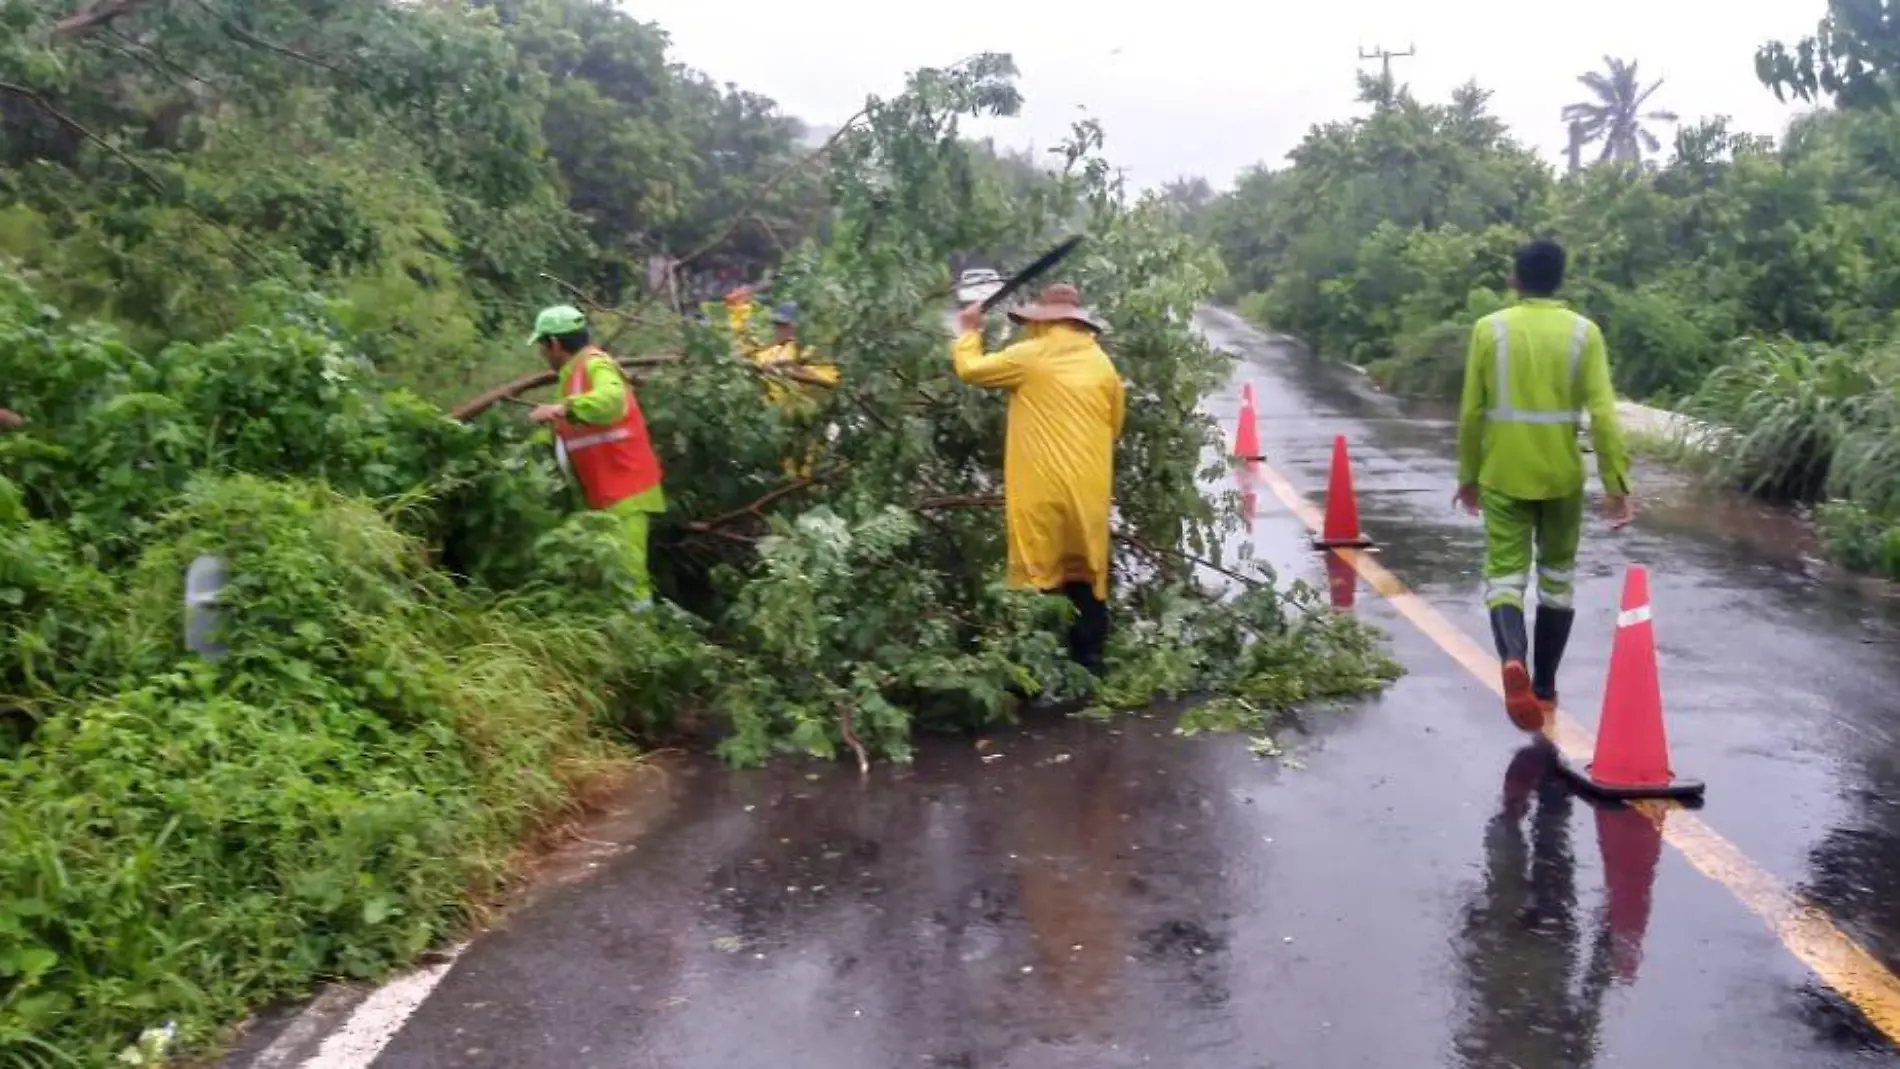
[1,480,633,1065]
[1817,502,1900,579]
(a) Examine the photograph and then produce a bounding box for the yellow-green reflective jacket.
[1457,299,1630,501]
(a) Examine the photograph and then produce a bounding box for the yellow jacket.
[952,322,1125,600]
[1457,299,1630,501]
[751,340,841,413]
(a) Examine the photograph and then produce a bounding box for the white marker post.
[184,554,229,663]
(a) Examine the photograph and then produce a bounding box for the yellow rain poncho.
[751,339,841,413]
[751,338,840,478]
[722,292,760,357]
[952,321,1125,600]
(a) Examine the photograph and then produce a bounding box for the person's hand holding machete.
[961,236,1085,335]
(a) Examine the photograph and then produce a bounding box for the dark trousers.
[1052,581,1109,676]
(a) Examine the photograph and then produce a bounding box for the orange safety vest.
[553,348,663,510]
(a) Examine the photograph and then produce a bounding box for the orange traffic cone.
[1311,436,1373,549]
[1231,384,1263,463]
[1558,565,1705,800]
[1596,804,1666,983]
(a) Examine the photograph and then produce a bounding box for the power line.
[1357,43,1416,87]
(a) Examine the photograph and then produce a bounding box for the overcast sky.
[629,0,1823,190]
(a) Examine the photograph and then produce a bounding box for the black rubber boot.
[1490,603,1543,732]
[1062,581,1110,678]
[1532,607,1576,701]
[1487,604,1530,664]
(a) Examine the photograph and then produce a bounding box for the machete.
[978,235,1084,313]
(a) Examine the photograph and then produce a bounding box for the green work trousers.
[604,495,657,609]
[1481,488,1582,611]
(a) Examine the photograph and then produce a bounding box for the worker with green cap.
[1456,239,1632,734]
[528,305,666,608]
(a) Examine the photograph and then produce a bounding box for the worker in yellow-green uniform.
[751,303,840,478]
[953,283,1126,676]
[527,305,667,609]
[1456,240,1633,733]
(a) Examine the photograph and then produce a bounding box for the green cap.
[529,304,587,344]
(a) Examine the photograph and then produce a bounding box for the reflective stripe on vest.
[1486,313,1590,425]
[556,350,662,510]
[565,426,633,452]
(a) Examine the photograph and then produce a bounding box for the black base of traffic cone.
[1555,756,1706,805]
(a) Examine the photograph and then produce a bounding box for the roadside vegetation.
[0,1,1398,1063]
[1197,3,1900,581]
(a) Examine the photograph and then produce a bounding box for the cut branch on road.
[1112,530,1265,589]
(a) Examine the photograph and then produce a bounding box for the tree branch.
[686,473,833,533]
[1112,530,1264,589]
[837,700,869,777]
[672,103,872,272]
[0,76,278,279]
[449,355,681,422]
[0,80,166,194]
[536,271,676,347]
[55,0,149,35]
[914,494,1002,511]
[89,26,218,92]
[751,361,840,390]
[210,11,349,81]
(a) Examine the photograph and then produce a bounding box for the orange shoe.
[1501,660,1544,733]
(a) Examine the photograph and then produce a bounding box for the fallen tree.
[0,53,1398,1067]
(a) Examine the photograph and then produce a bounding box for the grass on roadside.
[1684,338,1900,580]
[1,479,643,1068]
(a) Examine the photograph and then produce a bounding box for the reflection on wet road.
[1452,746,1618,1068]
[306,309,1900,1068]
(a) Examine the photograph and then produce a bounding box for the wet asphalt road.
[312,309,1900,1067]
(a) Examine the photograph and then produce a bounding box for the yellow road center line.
[1250,457,1900,1042]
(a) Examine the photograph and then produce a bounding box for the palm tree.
[1562,57,1678,167]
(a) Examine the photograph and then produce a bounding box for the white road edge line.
[298,944,466,1069]
[246,986,367,1068]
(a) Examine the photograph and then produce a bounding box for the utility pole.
[1357,43,1416,93]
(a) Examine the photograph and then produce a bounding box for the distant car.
[954,268,1004,306]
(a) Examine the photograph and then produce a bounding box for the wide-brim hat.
[1006,282,1105,334]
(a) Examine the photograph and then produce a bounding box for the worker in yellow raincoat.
[724,287,759,354]
[953,283,1125,675]
[750,303,840,478]
[752,303,841,407]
